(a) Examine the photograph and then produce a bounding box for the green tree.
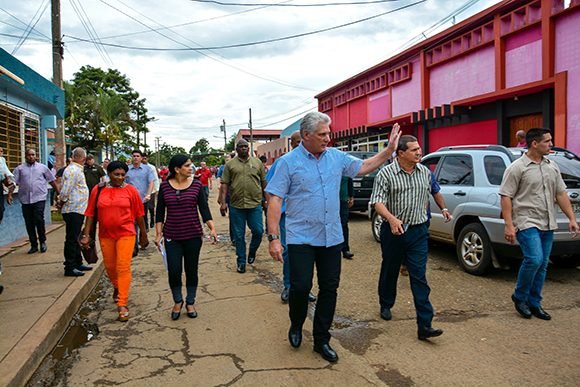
[64,66,154,155]
[225,134,236,152]
[188,138,210,155]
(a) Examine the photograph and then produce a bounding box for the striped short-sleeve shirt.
[369,159,431,225]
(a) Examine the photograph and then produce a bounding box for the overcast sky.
[1,0,501,151]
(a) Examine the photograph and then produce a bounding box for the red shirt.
[159,168,169,181]
[85,184,144,239]
[195,167,212,187]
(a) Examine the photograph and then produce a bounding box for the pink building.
[316,0,580,154]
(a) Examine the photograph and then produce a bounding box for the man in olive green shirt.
[219,139,267,273]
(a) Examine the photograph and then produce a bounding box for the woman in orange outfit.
[81,161,148,322]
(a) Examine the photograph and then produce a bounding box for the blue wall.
[0,192,52,247]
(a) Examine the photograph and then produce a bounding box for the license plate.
[353,182,361,188]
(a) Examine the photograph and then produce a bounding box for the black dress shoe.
[186,304,198,318]
[77,265,93,271]
[40,242,47,253]
[308,292,317,303]
[418,327,443,341]
[342,251,354,259]
[237,263,246,273]
[511,295,532,319]
[314,343,338,363]
[171,301,184,321]
[64,269,85,277]
[380,307,392,321]
[281,287,289,304]
[529,306,551,320]
[27,246,38,254]
[288,326,302,348]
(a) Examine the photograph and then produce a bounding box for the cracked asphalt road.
[37,190,580,386]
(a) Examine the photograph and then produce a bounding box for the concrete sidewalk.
[0,224,104,386]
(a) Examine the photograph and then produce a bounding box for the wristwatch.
[267,234,279,242]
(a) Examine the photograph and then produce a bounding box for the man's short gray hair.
[300,112,331,137]
[71,147,86,160]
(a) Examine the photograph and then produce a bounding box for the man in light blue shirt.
[266,112,400,363]
[266,131,315,304]
[126,149,155,255]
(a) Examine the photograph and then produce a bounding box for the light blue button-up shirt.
[126,163,154,201]
[265,143,363,247]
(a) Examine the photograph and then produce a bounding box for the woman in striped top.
[155,155,217,320]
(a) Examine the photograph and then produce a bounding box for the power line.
[190,0,405,6]
[99,0,296,40]
[0,31,51,42]
[68,0,114,66]
[64,0,427,51]
[75,0,115,66]
[67,0,108,65]
[11,0,50,55]
[259,106,316,127]
[100,0,314,91]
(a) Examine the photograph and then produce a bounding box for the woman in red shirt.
[81,161,148,322]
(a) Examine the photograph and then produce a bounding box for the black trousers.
[21,201,46,247]
[147,193,156,226]
[62,212,84,271]
[165,237,202,305]
[0,188,4,224]
[287,244,342,346]
[379,222,434,328]
[339,200,350,252]
[133,203,148,254]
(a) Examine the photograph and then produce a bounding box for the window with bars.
[0,104,22,170]
[24,116,40,156]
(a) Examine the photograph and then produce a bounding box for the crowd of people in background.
[0,112,577,364]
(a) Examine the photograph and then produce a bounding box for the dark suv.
[347,151,380,212]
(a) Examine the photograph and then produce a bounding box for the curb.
[0,255,104,387]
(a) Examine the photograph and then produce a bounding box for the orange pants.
[99,236,135,307]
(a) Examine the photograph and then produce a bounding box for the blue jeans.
[379,222,434,328]
[230,205,264,265]
[514,227,554,308]
[280,213,290,288]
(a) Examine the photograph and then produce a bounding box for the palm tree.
[93,90,130,159]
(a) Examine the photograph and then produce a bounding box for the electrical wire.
[190,0,404,6]
[68,0,114,66]
[103,0,315,91]
[64,0,426,51]
[11,0,50,55]
[99,0,296,40]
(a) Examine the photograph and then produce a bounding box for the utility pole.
[220,119,227,152]
[248,108,253,156]
[51,0,66,168]
[155,136,161,167]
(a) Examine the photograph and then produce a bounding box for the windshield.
[548,154,580,189]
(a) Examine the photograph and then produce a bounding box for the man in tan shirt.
[500,128,578,320]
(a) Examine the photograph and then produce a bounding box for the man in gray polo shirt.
[500,128,578,320]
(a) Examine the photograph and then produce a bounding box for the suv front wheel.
[456,223,492,275]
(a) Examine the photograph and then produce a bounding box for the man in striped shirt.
[369,135,444,341]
